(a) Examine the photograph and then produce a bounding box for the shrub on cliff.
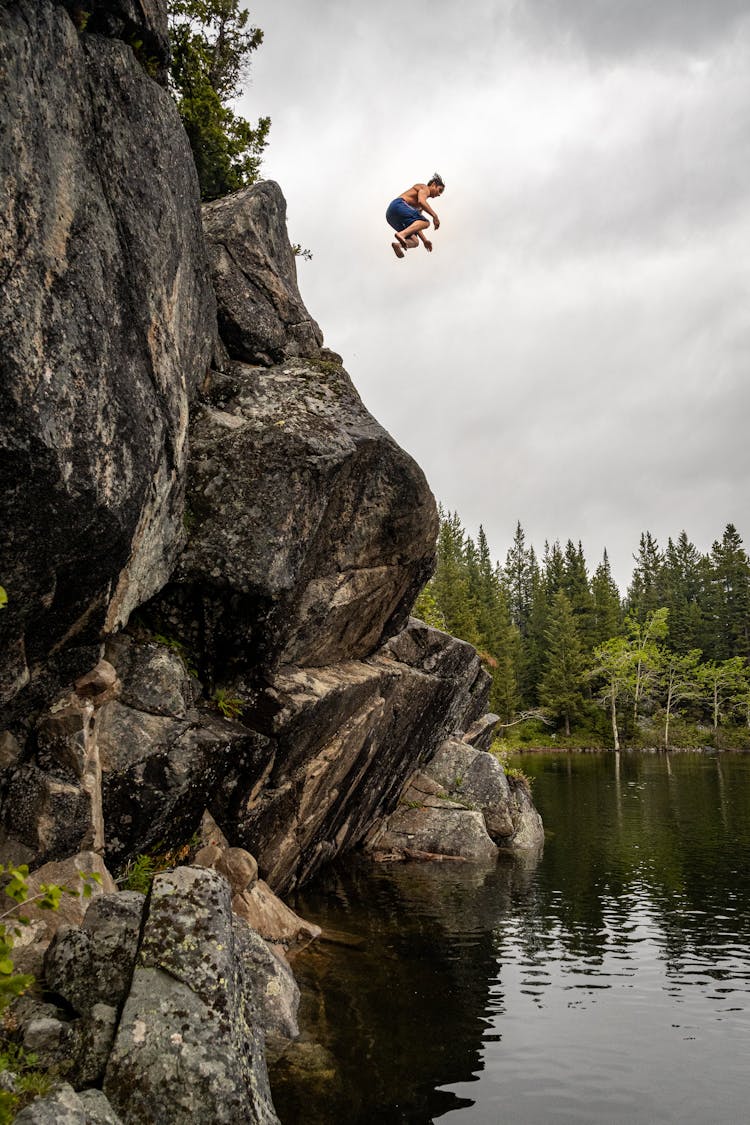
[168,0,270,201]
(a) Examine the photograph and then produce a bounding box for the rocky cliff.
[0,2,542,1119]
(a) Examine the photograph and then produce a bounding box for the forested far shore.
[413,512,750,750]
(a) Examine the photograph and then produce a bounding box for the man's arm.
[417,186,440,228]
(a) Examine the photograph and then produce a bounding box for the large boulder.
[202,181,323,365]
[44,892,145,1018]
[218,621,490,892]
[364,733,545,860]
[150,358,439,679]
[103,866,279,1124]
[0,0,215,711]
[427,738,515,840]
[368,803,498,862]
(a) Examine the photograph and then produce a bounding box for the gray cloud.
[243,0,750,589]
[515,0,750,58]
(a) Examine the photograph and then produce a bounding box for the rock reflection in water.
[268,852,541,1124]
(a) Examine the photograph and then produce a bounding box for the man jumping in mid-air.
[386,173,445,259]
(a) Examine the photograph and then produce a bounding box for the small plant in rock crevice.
[117,835,201,895]
[490,739,533,788]
[211,687,244,721]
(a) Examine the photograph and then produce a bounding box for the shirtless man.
[386,173,445,259]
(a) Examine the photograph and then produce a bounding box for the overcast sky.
[239,0,750,590]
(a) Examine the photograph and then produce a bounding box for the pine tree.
[591,550,622,644]
[627,532,663,622]
[169,0,271,201]
[562,539,595,650]
[503,521,534,638]
[539,591,585,736]
[706,525,750,659]
[659,532,704,654]
[430,511,481,645]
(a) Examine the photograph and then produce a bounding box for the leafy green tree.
[698,656,747,731]
[655,648,701,749]
[589,636,631,750]
[539,591,585,736]
[169,0,270,201]
[626,607,669,722]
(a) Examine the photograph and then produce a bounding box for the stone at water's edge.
[0,0,215,712]
[104,867,280,1125]
[12,1083,123,1124]
[428,738,515,840]
[366,734,544,860]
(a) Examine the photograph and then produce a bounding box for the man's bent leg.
[396,218,430,248]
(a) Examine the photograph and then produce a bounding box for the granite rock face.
[202,181,323,365]
[220,622,490,892]
[95,635,271,866]
[0,0,215,710]
[44,892,145,1018]
[152,355,439,679]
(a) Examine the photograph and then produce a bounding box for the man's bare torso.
[399,183,427,208]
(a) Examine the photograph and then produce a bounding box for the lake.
[270,751,750,1124]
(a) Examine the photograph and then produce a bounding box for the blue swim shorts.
[386,197,426,231]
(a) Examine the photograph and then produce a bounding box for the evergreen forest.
[413,513,750,750]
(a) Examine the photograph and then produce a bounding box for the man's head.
[428,173,445,196]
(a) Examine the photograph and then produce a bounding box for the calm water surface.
[272,752,750,1124]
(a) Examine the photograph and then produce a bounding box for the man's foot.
[395,232,409,251]
[392,241,405,259]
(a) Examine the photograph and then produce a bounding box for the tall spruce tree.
[591,550,622,643]
[562,539,595,650]
[539,591,586,736]
[627,532,663,621]
[706,525,750,660]
[430,511,481,645]
[660,532,704,654]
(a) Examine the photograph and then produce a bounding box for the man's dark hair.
[429,172,445,188]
